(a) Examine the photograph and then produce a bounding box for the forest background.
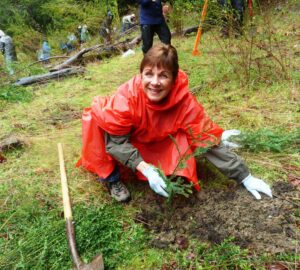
[0,0,211,62]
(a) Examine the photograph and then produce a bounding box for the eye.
[160,73,170,79]
[143,70,153,77]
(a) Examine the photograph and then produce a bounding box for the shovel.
[58,143,105,270]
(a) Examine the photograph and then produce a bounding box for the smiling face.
[141,65,174,104]
[140,44,179,104]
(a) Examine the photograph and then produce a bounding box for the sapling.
[155,134,212,203]
[156,167,193,203]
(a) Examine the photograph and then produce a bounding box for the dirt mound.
[132,181,299,254]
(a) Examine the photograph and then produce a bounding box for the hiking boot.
[108,181,131,202]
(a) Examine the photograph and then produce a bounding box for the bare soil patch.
[130,179,299,255]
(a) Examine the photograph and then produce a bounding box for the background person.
[66,33,77,52]
[77,43,272,203]
[121,13,136,33]
[137,0,171,54]
[77,24,90,46]
[38,38,51,63]
[0,30,17,75]
[99,11,114,45]
[60,32,77,54]
[219,0,245,37]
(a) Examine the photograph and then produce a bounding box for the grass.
[119,237,287,270]
[0,203,147,269]
[0,1,299,269]
[0,84,34,103]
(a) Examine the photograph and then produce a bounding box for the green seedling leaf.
[155,167,193,204]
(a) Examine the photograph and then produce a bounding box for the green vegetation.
[0,0,299,269]
[0,0,119,59]
[234,128,300,153]
[0,85,33,103]
[0,203,147,269]
[121,237,297,269]
[171,238,262,269]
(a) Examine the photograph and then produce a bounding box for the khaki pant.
[203,144,249,183]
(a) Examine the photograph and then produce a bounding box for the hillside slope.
[0,1,299,269]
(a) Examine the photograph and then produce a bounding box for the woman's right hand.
[137,162,168,197]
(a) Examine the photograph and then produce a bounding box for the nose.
[151,75,160,86]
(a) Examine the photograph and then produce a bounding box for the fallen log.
[14,56,70,75]
[128,35,142,47]
[14,67,85,86]
[51,44,104,71]
[182,26,199,36]
[50,37,143,71]
[116,23,139,39]
[28,56,69,67]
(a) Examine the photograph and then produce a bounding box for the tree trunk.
[14,67,85,86]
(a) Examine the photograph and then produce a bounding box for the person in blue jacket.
[138,0,171,54]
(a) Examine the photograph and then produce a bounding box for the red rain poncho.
[77,70,223,190]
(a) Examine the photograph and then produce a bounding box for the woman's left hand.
[221,129,241,149]
[242,174,273,200]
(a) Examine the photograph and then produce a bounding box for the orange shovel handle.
[192,0,209,56]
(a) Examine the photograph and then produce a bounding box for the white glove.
[142,166,169,197]
[242,174,273,200]
[221,129,241,149]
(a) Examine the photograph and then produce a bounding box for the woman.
[77,44,272,202]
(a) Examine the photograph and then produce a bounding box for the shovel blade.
[75,254,104,270]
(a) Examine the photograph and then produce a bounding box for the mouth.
[148,88,162,95]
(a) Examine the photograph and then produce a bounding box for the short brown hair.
[140,44,179,80]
